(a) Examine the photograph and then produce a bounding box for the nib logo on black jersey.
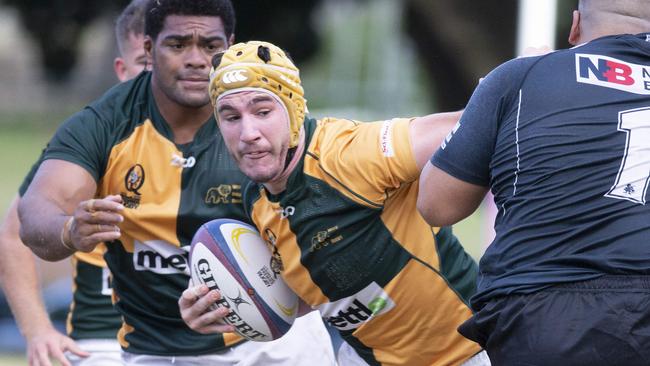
[576,54,650,94]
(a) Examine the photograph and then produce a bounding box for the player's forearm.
[18,192,74,261]
[0,197,57,337]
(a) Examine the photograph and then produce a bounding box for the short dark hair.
[115,0,148,55]
[144,0,236,41]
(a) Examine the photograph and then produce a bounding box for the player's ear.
[144,36,153,59]
[114,57,128,82]
[228,34,235,48]
[568,10,581,46]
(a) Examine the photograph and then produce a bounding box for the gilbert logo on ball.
[190,218,298,341]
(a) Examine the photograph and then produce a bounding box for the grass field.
[0,354,26,366]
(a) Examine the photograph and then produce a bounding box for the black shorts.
[459,275,650,366]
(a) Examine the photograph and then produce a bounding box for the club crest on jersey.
[263,228,284,277]
[205,184,242,205]
[575,53,650,94]
[121,164,144,208]
[310,226,343,252]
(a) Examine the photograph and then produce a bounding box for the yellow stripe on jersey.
[250,191,330,305]
[306,118,419,206]
[66,256,79,336]
[223,332,242,347]
[73,243,108,268]
[353,261,480,366]
[98,119,183,252]
[381,183,440,269]
[118,322,134,348]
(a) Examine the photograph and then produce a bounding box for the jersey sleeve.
[431,57,533,186]
[18,145,47,197]
[43,107,112,182]
[316,117,418,204]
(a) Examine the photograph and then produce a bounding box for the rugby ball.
[189,218,298,342]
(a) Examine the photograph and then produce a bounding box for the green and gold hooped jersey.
[44,72,248,355]
[244,117,481,366]
[20,161,119,340]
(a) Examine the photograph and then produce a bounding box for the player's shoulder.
[86,71,151,128]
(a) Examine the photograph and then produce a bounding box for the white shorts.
[337,342,491,366]
[122,311,337,365]
[66,338,122,366]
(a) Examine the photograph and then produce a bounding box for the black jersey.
[43,72,251,355]
[432,34,650,309]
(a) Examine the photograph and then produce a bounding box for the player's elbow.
[16,198,45,257]
[416,196,456,227]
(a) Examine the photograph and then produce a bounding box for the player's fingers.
[91,198,125,213]
[47,347,72,366]
[103,194,124,204]
[76,231,121,252]
[32,344,53,366]
[82,198,124,215]
[86,199,96,213]
[61,337,89,358]
[84,210,124,225]
[194,321,236,335]
[190,307,234,334]
[180,284,209,306]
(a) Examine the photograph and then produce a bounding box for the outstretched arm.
[417,162,488,227]
[409,110,463,171]
[18,159,123,261]
[0,196,89,366]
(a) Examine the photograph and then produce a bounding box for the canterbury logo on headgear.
[209,41,307,148]
[222,70,248,84]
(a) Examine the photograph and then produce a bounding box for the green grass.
[0,116,59,211]
[0,354,27,365]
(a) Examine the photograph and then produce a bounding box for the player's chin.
[176,91,210,108]
[241,164,280,184]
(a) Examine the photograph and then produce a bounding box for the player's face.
[115,32,149,82]
[217,91,291,184]
[148,15,230,108]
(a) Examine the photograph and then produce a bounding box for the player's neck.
[263,127,305,195]
[152,86,213,145]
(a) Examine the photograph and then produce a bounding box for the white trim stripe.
[513,89,523,197]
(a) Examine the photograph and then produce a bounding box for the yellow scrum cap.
[209,41,306,148]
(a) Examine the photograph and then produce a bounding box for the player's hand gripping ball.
[190,219,298,341]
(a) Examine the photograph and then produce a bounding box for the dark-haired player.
[418,0,650,363]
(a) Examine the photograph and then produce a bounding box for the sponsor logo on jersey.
[205,184,242,205]
[194,258,267,340]
[170,154,196,168]
[309,226,343,252]
[122,164,144,208]
[133,240,190,275]
[317,282,395,331]
[379,120,395,157]
[276,205,295,219]
[575,53,650,94]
